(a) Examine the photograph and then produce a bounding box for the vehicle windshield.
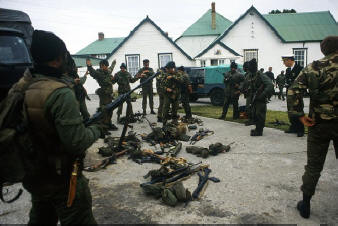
[0,35,31,65]
[190,69,204,78]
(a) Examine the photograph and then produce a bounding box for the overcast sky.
[2,0,337,54]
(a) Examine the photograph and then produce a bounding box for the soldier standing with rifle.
[219,62,244,120]
[137,59,155,115]
[162,61,183,125]
[19,30,107,225]
[112,63,138,122]
[247,58,274,136]
[177,66,192,119]
[282,54,304,137]
[86,58,118,130]
[275,70,286,101]
[287,36,338,219]
[156,66,167,122]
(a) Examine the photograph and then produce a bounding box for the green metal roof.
[180,9,232,37]
[76,37,125,55]
[263,11,338,42]
[72,56,101,67]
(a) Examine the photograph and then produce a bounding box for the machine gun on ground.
[190,128,214,145]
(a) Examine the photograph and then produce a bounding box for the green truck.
[186,64,243,106]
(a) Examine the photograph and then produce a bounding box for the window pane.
[126,55,139,76]
[159,54,172,68]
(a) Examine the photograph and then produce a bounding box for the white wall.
[218,9,324,77]
[175,35,218,58]
[196,43,239,66]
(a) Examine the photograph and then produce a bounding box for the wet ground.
[1,95,336,225]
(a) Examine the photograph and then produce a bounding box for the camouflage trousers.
[245,94,252,120]
[222,95,239,119]
[252,101,267,132]
[163,96,179,124]
[277,86,285,100]
[142,87,154,113]
[157,92,164,119]
[301,119,338,196]
[99,94,113,126]
[181,93,191,118]
[28,175,97,225]
[117,92,133,116]
[79,99,90,121]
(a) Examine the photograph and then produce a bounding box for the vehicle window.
[0,36,31,64]
[190,69,204,78]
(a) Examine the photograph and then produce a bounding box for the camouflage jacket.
[223,71,244,97]
[112,70,137,94]
[249,71,274,102]
[162,71,183,99]
[137,67,154,89]
[156,69,166,95]
[87,66,113,95]
[275,74,286,87]
[287,52,338,120]
[179,71,191,95]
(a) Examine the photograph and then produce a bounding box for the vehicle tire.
[210,89,224,106]
[189,95,198,102]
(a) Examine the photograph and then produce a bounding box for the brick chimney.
[98,32,104,40]
[211,2,216,30]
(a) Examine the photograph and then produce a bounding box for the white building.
[74,16,194,93]
[192,6,338,74]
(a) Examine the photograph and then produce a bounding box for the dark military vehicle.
[186,64,243,106]
[0,8,33,101]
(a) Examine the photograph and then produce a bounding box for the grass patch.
[179,105,308,133]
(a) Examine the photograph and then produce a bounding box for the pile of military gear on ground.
[181,116,203,126]
[118,112,144,124]
[140,158,220,207]
[141,120,191,143]
[186,142,233,158]
[268,119,289,127]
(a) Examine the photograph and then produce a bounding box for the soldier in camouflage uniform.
[287,36,338,219]
[219,62,244,120]
[156,67,167,122]
[137,59,155,115]
[282,54,304,137]
[20,30,107,225]
[275,70,286,101]
[86,59,118,130]
[177,66,192,119]
[247,59,274,136]
[112,63,137,122]
[162,61,183,125]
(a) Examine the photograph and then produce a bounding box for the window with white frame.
[293,49,307,67]
[200,60,206,67]
[158,53,172,68]
[210,59,218,66]
[244,49,258,62]
[218,59,225,65]
[125,54,140,76]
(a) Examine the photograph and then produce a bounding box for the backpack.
[0,76,36,203]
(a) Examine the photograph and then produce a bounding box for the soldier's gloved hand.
[94,124,109,139]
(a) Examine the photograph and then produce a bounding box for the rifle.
[192,167,220,200]
[85,71,159,126]
[190,129,214,145]
[249,84,264,108]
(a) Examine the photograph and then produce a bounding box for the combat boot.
[250,129,262,136]
[108,123,118,131]
[297,194,311,218]
[150,109,156,114]
[218,114,225,120]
